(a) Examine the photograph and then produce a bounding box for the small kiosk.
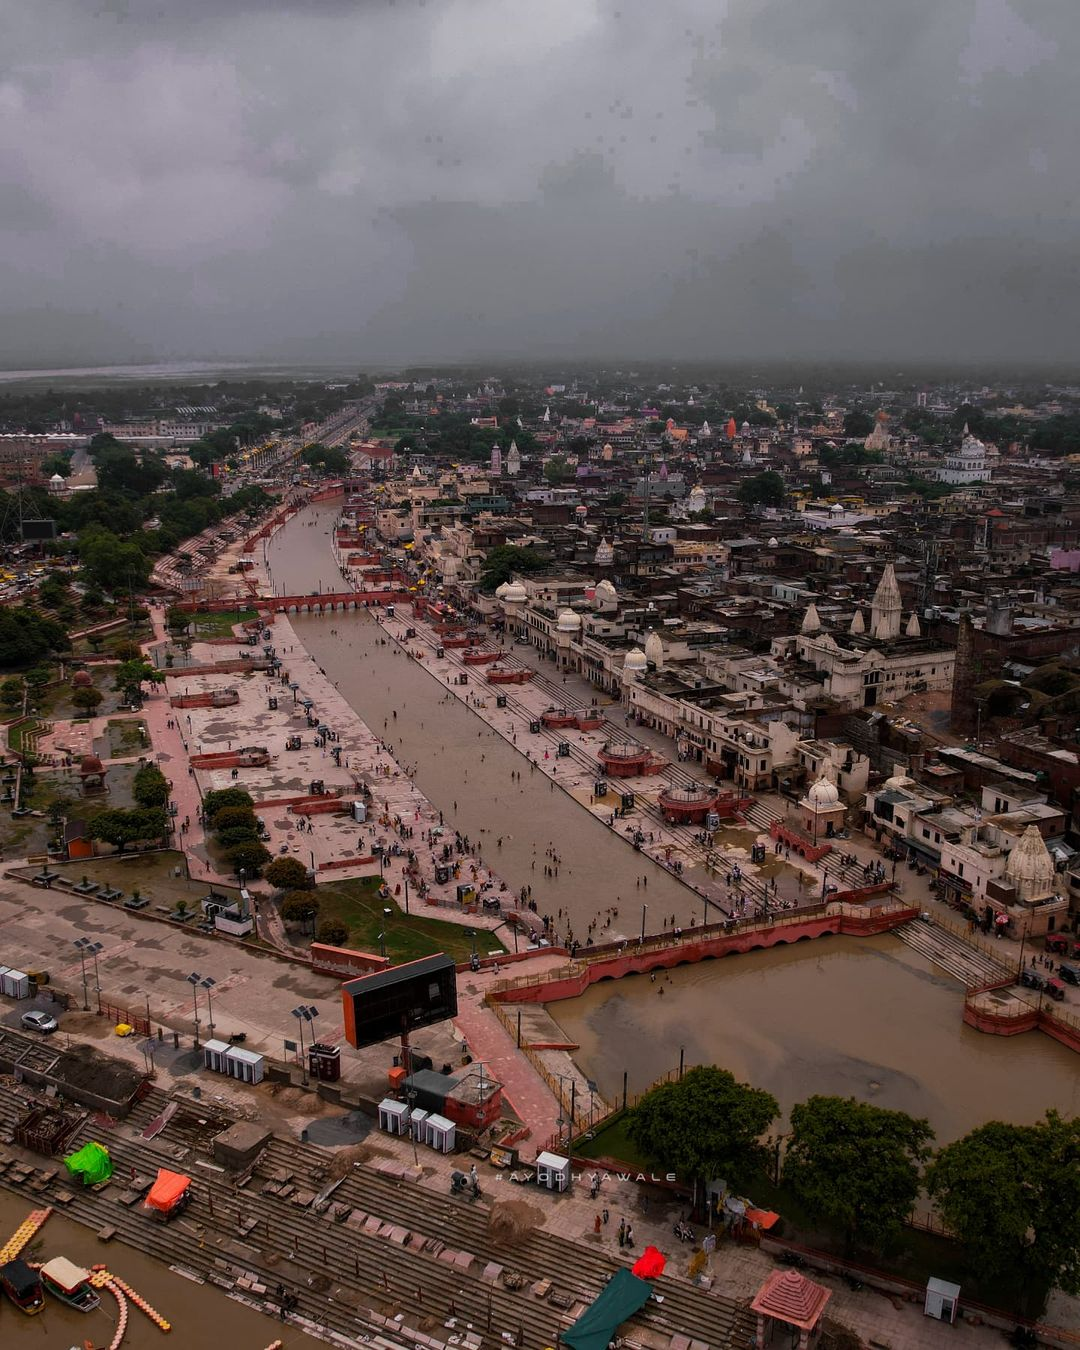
[202,1039,230,1074]
[378,1098,411,1135]
[224,1046,265,1084]
[426,1112,456,1154]
[409,1108,429,1144]
[924,1277,960,1324]
[535,1151,572,1192]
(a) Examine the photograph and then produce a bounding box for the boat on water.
[41,1256,101,1312]
[0,1256,46,1314]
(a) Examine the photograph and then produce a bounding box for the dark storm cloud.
[0,0,1075,366]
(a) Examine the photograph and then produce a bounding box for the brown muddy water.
[268,501,697,939]
[0,1189,318,1347]
[548,934,1080,1142]
[269,501,1080,1144]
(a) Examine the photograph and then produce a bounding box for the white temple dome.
[557,609,582,633]
[494,582,512,600]
[767,536,779,548]
[807,776,840,808]
[644,631,665,667]
[883,774,913,791]
[623,648,648,675]
[1005,824,1055,902]
[594,579,618,611]
[501,581,527,604]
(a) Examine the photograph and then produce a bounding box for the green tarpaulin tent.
[562,1268,654,1350]
[64,1141,113,1186]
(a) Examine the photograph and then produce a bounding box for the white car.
[21,1010,58,1034]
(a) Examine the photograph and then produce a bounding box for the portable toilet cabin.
[2,969,30,999]
[924,1277,960,1324]
[378,1099,410,1135]
[202,1039,230,1074]
[535,1151,572,1192]
[426,1113,456,1154]
[224,1046,265,1084]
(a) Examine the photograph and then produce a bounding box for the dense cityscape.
[0,366,1077,1349]
[2,0,1079,1343]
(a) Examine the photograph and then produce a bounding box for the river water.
[266,500,1080,1144]
[0,1189,317,1348]
[269,500,697,939]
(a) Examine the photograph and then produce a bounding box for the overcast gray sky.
[0,0,1075,368]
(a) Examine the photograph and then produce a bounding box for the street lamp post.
[292,1005,319,1086]
[201,977,217,1036]
[74,937,104,1013]
[73,939,90,1011]
[640,904,648,946]
[186,972,204,1049]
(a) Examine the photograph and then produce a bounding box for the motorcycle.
[228,1032,247,1044]
[778,1249,806,1269]
[673,1222,695,1243]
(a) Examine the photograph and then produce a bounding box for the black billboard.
[21,519,57,541]
[342,953,458,1049]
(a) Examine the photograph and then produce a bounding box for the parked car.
[1046,978,1066,1002]
[1046,934,1080,958]
[1020,969,1046,991]
[20,1011,58,1034]
[1058,963,1080,986]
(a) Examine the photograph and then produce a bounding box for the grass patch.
[182,608,259,638]
[55,851,234,908]
[572,1112,646,1166]
[312,875,502,964]
[71,621,154,657]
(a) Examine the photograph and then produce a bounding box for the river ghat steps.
[892,919,1012,988]
[0,1083,755,1350]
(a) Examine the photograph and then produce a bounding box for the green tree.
[87,807,169,853]
[223,840,271,878]
[211,804,258,833]
[281,890,320,925]
[737,471,786,508]
[316,918,349,946]
[217,823,261,848]
[479,545,547,593]
[202,787,255,821]
[784,1096,933,1255]
[0,676,24,709]
[78,529,152,593]
[112,640,143,662]
[927,1112,1080,1312]
[113,659,163,699]
[25,666,51,691]
[71,686,103,712]
[842,410,875,438]
[626,1066,778,1192]
[132,763,169,808]
[543,455,572,484]
[264,856,314,891]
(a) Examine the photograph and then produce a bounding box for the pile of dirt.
[487,1198,544,1247]
[327,1144,373,1178]
[56,1043,143,1103]
[266,1083,335,1113]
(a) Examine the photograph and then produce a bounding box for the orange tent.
[145,1169,191,1213]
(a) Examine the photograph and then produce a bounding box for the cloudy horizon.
[1,0,1076,369]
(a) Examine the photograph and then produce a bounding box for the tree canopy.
[626,1066,778,1190]
[87,807,169,853]
[784,1096,933,1255]
[927,1112,1080,1312]
[738,471,786,508]
[479,545,547,593]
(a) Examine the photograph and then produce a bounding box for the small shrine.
[797,767,845,843]
[78,754,108,795]
[749,1267,831,1348]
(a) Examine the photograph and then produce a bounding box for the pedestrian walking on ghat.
[625,1223,634,1248]
[602,1207,609,1226]
[594,1214,602,1235]
[618,1219,626,1248]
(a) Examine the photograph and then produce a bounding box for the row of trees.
[627,1067,1080,1311]
[262,855,348,945]
[201,787,271,878]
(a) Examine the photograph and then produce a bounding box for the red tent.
[726,417,737,440]
[631,1246,666,1280]
[145,1169,191,1214]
